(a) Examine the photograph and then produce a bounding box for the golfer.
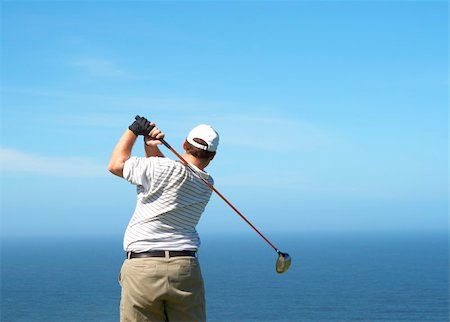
[108,115,219,322]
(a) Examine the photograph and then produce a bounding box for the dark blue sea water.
[1,232,448,322]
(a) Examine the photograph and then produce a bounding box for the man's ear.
[182,140,188,151]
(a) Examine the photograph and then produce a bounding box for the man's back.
[123,156,214,252]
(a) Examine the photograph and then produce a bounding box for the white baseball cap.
[187,124,219,152]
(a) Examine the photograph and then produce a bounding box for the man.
[108,115,219,322]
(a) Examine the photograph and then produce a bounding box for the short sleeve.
[123,156,152,186]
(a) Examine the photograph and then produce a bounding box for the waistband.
[126,250,197,259]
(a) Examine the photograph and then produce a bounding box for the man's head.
[184,124,219,162]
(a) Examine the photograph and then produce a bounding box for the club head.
[276,251,291,274]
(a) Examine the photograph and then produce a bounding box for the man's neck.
[181,153,210,170]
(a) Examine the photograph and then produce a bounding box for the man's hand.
[128,115,154,136]
[144,124,165,147]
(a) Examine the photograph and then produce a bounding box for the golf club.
[156,135,291,274]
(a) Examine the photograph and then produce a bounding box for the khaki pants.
[119,256,206,322]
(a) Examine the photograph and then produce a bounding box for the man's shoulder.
[126,156,177,168]
[146,157,183,172]
[148,156,177,165]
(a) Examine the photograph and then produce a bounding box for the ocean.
[1,232,448,322]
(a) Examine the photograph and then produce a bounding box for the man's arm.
[108,129,137,178]
[108,115,159,177]
[144,141,164,158]
[144,125,166,158]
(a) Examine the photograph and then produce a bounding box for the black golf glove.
[128,115,154,137]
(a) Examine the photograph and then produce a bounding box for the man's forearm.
[108,129,137,177]
[144,142,164,158]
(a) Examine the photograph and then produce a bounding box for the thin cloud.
[73,59,131,78]
[2,87,224,113]
[207,114,340,152]
[0,147,107,178]
[3,85,341,152]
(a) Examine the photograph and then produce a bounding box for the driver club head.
[276,251,291,274]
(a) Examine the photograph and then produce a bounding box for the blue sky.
[1,1,447,237]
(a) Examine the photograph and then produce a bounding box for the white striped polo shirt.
[122,156,214,252]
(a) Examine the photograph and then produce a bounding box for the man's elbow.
[108,162,124,177]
